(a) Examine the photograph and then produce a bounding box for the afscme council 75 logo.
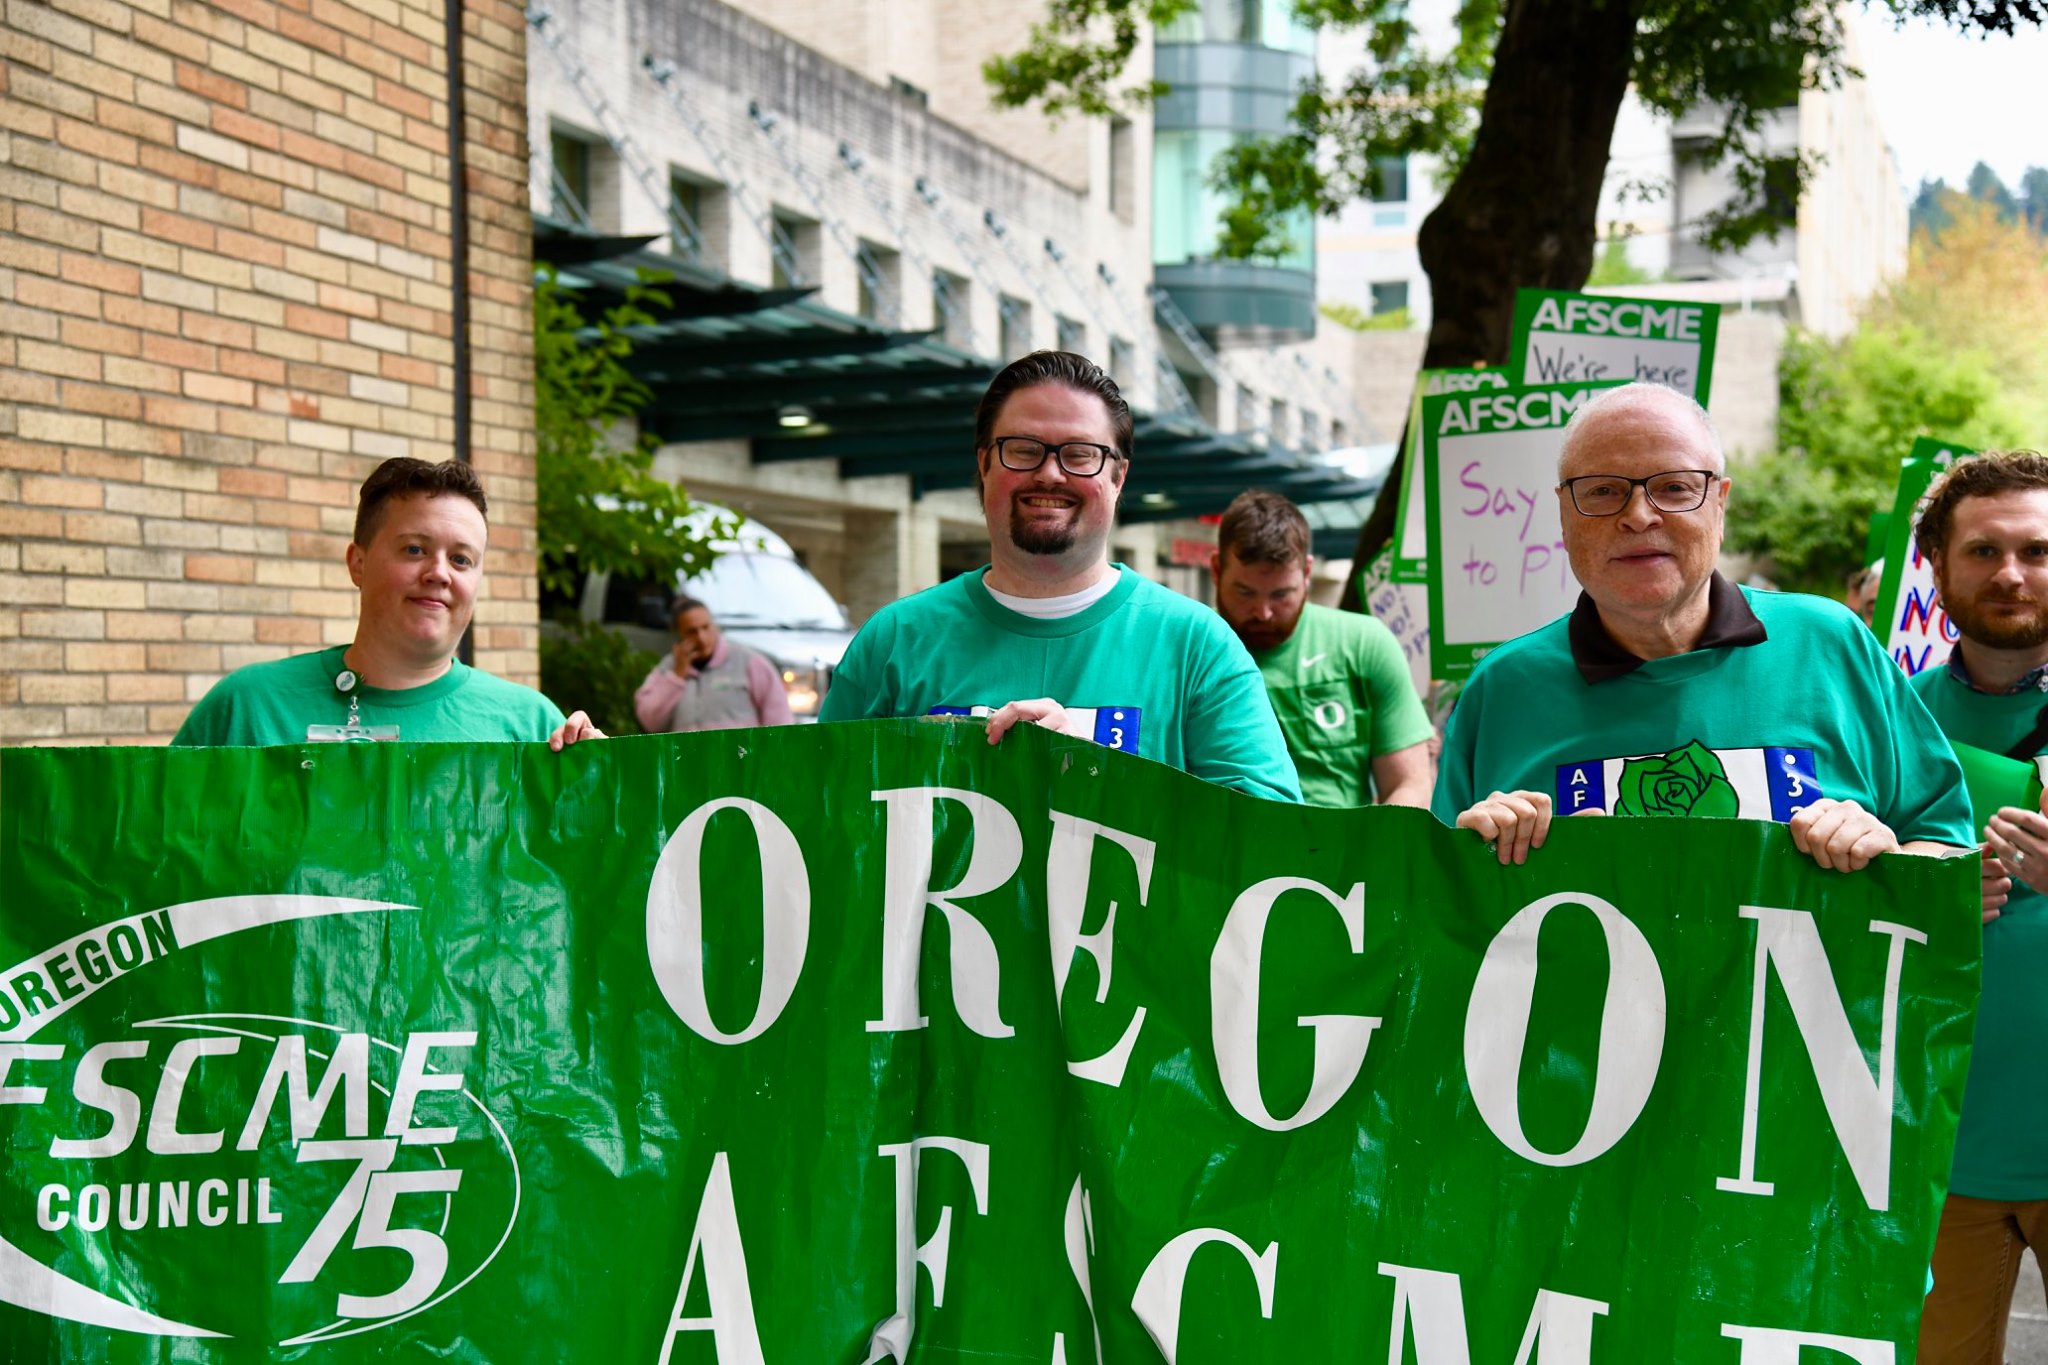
[0,896,520,1346]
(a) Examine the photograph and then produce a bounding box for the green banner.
[0,724,1978,1361]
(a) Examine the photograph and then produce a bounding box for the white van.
[566,507,853,719]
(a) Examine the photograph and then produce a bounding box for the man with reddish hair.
[1210,488,1432,807]
[1909,449,2048,1363]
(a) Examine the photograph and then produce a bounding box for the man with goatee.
[820,351,1299,801]
[1909,450,2048,1364]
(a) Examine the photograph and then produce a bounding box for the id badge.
[305,723,401,743]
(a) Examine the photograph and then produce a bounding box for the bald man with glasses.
[1432,382,1972,869]
[821,350,1300,801]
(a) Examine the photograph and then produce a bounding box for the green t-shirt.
[1910,664,2048,1199]
[820,566,1301,802]
[1251,603,1434,807]
[173,646,567,746]
[1431,587,1974,850]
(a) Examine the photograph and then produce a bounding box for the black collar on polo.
[1568,571,1768,684]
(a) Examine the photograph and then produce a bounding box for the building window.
[668,173,702,260]
[1269,398,1289,447]
[1370,155,1408,203]
[1056,315,1086,356]
[771,209,819,289]
[1154,128,1312,272]
[1108,336,1135,389]
[1370,280,1410,317]
[933,270,971,349]
[889,75,930,108]
[1109,117,1135,225]
[1235,382,1259,437]
[549,128,592,225]
[1301,410,1322,450]
[999,296,1032,360]
[857,241,901,323]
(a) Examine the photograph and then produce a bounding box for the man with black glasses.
[1433,381,1971,869]
[820,350,1300,801]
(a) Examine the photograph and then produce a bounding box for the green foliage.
[981,0,1197,119]
[534,265,725,600]
[1319,300,1412,331]
[1966,160,2020,219]
[1877,192,2048,434]
[2022,167,2048,233]
[1910,177,1956,239]
[1909,162,2048,239]
[1724,325,2024,594]
[538,614,657,737]
[1202,0,1495,238]
[987,1,2033,271]
[1584,237,1661,288]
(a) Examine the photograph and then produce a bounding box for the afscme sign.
[0,725,1975,1360]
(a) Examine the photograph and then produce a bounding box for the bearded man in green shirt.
[1907,450,2048,1365]
[1210,489,1433,806]
[820,351,1300,802]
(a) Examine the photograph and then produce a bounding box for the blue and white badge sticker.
[925,704,1142,754]
[1554,743,1823,822]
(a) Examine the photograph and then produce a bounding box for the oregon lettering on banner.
[0,723,1979,1361]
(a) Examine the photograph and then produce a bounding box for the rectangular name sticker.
[926,705,1141,754]
[1554,746,1823,822]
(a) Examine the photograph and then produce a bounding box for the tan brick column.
[0,0,538,743]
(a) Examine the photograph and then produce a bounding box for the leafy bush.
[539,616,658,737]
[1725,320,2023,596]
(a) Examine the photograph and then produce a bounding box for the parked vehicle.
[562,507,853,720]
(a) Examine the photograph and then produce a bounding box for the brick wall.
[0,0,537,744]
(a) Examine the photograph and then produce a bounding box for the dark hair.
[1217,489,1310,567]
[670,594,708,626]
[973,351,1134,463]
[353,458,489,547]
[1914,450,2048,563]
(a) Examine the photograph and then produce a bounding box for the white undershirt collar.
[983,567,1120,620]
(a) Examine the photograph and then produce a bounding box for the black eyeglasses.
[1559,469,1722,517]
[989,437,1119,478]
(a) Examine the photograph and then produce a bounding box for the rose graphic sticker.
[1614,740,1741,818]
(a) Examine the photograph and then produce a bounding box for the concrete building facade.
[526,0,1376,617]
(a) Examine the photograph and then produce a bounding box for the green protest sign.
[1422,379,1622,678]
[1949,741,2047,839]
[0,723,1976,1361]
[1508,290,1720,403]
[1871,438,1978,677]
[1391,368,1510,583]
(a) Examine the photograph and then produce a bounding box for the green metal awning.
[535,218,1377,521]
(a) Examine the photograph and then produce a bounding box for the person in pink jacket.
[633,595,795,732]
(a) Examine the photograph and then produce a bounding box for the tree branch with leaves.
[533,265,724,600]
[986,0,2042,590]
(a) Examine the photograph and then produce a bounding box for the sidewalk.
[2014,1250,2048,1363]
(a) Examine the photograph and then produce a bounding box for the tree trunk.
[1339,0,1641,609]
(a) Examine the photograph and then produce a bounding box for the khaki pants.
[1919,1193,2048,1365]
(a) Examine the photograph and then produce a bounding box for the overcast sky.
[1856,11,2044,191]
